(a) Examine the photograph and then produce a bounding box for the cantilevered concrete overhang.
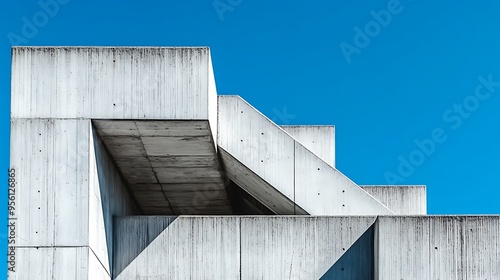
[93,120,232,215]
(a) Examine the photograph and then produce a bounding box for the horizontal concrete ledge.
[113,215,500,279]
[361,185,426,215]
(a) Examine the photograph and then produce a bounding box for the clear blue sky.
[1,0,500,276]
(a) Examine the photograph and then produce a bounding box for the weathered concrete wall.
[361,186,426,215]
[9,119,139,279]
[114,216,241,280]
[11,47,215,121]
[9,47,220,279]
[113,216,177,277]
[11,247,89,280]
[239,216,375,279]
[10,119,90,247]
[376,216,500,279]
[218,95,393,215]
[114,216,376,280]
[281,125,335,167]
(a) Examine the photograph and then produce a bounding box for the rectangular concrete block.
[361,186,426,215]
[11,47,215,122]
[376,216,500,279]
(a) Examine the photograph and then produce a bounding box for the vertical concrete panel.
[240,216,377,279]
[89,124,140,275]
[9,247,88,280]
[376,216,500,279]
[376,216,431,279]
[10,119,89,247]
[281,125,335,167]
[361,186,427,215]
[11,47,211,120]
[115,217,240,280]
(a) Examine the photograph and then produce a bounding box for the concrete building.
[8,47,500,279]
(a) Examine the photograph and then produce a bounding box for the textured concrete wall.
[9,119,139,279]
[281,125,335,167]
[114,216,376,280]
[12,247,89,280]
[11,47,215,121]
[115,216,241,280]
[218,95,393,215]
[10,119,90,248]
[361,186,426,215]
[376,216,500,279]
[9,47,219,279]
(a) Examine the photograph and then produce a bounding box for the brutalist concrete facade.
[8,47,500,279]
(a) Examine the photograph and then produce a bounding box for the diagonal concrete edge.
[240,216,378,279]
[113,216,177,278]
[114,216,376,280]
[281,125,335,167]
[218,95,393,215]
[320,223,376,279]
[114,216,241,280]
[219,147,308,215]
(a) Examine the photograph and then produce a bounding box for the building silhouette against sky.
[8,47,500,279]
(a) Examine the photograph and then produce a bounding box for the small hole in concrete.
[317,168,320,170]
[342,204,345,207]
[317,193,320,195]
[261,160,263,162]
[342,190,345,193]
[435,247,438,250]
[342,248,345,250]
[240,111,243,113]
[113,103,116,106]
